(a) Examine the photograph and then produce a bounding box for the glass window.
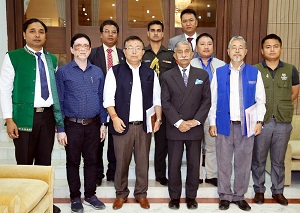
[128,0,164,28]
[175,0,217,28]
[25,0,66,27]
[78,0,117,26]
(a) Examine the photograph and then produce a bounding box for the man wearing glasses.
[168,8,199,58]
[103,36,162,210]
[88,20,125,187]
[56,33,107,213]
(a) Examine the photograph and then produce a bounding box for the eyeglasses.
[124,46,144,52]
[73,44,90,50]
[103,29,118,35]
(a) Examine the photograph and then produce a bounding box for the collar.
[262,59,283,69]
[178,64,191,72]
[184,33,197,40]
[71,59,92,70]
[198,56,213,65]
[229,61,245,72]
[24,45,45,56]
[126,61,141,70]
[103,43,117,53]
[144,44,168,53]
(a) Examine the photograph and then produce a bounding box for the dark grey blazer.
[88,45,125,76]
[161,65,211,140]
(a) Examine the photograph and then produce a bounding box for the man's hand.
[100,125,107,142]
[178,121,191,132]
[112,117,126,133]
[57,132,68,146]
[253,123,263,136]
[6,118,19,139]
[186,119,198,128]
[209,125,217,137]
[153,121,161,133]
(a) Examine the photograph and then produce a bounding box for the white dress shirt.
[209,62,266,126]
[0,45,53,119]
[103,61,161,121]
[184,33,197,50]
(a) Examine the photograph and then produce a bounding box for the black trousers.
[13,107,55,165]
[96,132,116,180]
[168,139,201,199]
[64,119,100,199]
[154,113,168,179]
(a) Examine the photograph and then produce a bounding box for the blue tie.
[182,68,188,87]
[35,52,49,100]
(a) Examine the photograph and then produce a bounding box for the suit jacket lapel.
[99,46,107,72]
[182,68,196,104]
[172,67,186,94]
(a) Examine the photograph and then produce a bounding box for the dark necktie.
[107,48,113,71]
[187,37,193,51]
[182,68,188,87]
[35,52,49,100]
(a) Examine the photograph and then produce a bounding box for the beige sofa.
[266,114,300,186]
[0,165,54,213]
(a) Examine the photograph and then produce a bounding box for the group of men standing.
[0,7,299,213]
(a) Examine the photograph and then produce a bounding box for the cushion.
[289,140,300,159]
[0,178,48,212]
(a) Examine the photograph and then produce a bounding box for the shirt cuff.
[56,126,65,133]
[195,120,201,125]
[174,119,183,128]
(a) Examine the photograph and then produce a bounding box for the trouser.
[13,107,55,165]
[216,123,254,201]
[200,118,217,179]
[168,139,201,199]
[154,114,168,179]
[65,119,100,199]
[252,118,292,194]
[113,123,151,199]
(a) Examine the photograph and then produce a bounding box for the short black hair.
[23,18,47,33]
[100,20,119,33]
[147,20,164,31]
[196,33,214,44]
[180,8,197,19]
[123,36,145,48]
[70,33,91,47]
[261,34,282,48]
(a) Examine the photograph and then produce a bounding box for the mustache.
[177,56,191,60]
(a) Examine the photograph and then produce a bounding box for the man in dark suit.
[161,40,211,210]
[88,20,125,186]
[168,8,199,58]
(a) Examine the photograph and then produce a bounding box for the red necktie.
[107,48,113,71]
[187,37,194,51]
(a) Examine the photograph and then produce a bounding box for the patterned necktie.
[107,48,113,71]
[182,68,188,87]
[35,52,49,100]
[187,37,193,51]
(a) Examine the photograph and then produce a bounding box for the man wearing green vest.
[252,34,299,206]
[0,18,64,213]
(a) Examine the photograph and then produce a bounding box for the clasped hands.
[178,119,198,132]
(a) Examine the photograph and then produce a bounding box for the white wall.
[0,0,7,137]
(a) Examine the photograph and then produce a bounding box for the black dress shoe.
[254,192,264,204]
[96,178,102,187]
[272,194,288,206]
[169,198,180,209]
[199,179,203,184]
[232,200,251,211]
[186,198,198,209]
[156,177,168,186]
[53,204,61,213]
[205,178,218,187]
[219,200,230,210]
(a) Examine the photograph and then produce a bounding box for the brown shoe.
[254,193,264,204]
[113,198,127,209]
[136,197,150,209]
[272,194,288,206]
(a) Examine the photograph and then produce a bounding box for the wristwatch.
[256,121,264,126]
[156,118,163,124]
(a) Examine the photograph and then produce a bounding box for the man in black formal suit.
[88,19,125,186]
[161,40,211,210]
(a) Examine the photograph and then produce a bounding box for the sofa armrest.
[0,195,20,213]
